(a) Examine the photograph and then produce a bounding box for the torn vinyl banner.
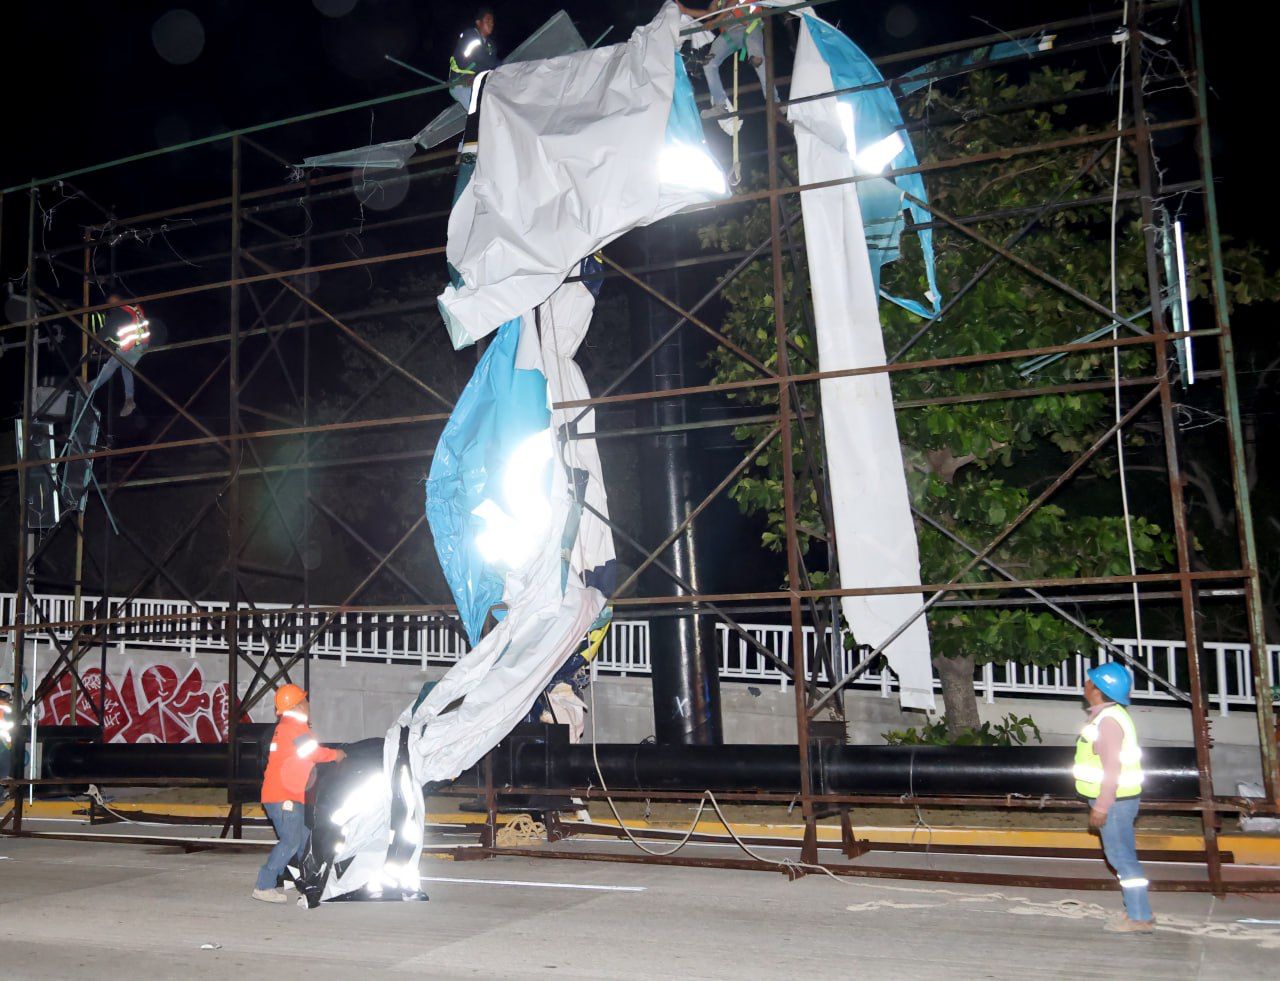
[426,315,551,645]
[796,12,940,320]
[301,10,588,172]
[408,281,614,784]
[298,735,428,905]
[320,284,615,900]
[439,1,725,349]
[790,11,936,710]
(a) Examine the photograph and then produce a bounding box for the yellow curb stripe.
[10,800,1278,865]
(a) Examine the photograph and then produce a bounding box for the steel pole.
[1188,0,1278,803]
[8,191,37,832]
[227,136,244,837]
[765,17,819,866]
[1127,2,1222,893]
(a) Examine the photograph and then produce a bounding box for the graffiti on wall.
[38,663,230,743]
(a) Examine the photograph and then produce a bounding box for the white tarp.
[401,282,611,782]
[439,2,724,348]
[789,15,936,711]
[301,11,588,171]
[321,284,612,900]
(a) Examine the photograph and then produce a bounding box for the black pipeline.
[42,734,1200,801]
[510,742,1201,800]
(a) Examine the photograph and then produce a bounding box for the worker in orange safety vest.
[82,294,152,417]
[253,684,346,904]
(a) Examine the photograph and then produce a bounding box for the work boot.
[252,887,288,904]
[1104,914,1155,934]
[120,397,136,418]
[701,98,734,119]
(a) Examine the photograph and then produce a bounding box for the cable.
[85,784,140,825]
[1108,2,1147,669]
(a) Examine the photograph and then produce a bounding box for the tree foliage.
[702,67,1277,727]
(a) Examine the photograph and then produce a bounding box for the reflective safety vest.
[715,0,762,34]
[449,28,498,88]
[260,710,339,803]
[1074,704,1144,799]
[92,304,151,354]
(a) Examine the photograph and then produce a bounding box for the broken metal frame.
[2,1,1274,895]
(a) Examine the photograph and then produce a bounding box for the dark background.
[0,1,1274,611]
[0,1,1269,247]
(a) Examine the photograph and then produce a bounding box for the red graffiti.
[38,663,230,743]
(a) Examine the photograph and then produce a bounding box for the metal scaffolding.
[2,1,1276,894]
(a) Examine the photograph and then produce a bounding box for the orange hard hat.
[274,684,307,714]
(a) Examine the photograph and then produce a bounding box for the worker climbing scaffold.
[80,293,151,418]
[679,1,773,117]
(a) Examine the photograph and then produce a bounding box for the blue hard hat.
[1087,663,1133,705]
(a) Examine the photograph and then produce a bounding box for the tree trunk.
[935,653,981,737]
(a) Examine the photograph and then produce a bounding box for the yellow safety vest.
[1074,704,1144,799]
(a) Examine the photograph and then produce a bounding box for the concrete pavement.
[2,823,1280,979]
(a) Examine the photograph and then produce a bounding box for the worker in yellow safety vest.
[679,1,771,117]
[1076,663,1153,934]
[448,7,499,112]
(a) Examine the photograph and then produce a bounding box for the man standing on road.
[253,684,346,904]
[1075,663,1154,934]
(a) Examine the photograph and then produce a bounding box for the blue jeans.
[256,801,309,891]
[703,26,769,109]
[450,84,472,111]
[1099,796,1152,921]
[90,350,142,400]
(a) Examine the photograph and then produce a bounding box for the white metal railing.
[2,593,1276,716]
[714,622,1280,716]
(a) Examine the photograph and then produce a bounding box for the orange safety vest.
[115,304,152,354]
[714,1,760,28]
[260,711,339,803]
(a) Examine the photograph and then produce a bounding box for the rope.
[729,55,742,187]
[495,813,547,846]
[586,670,842,876]
[86,784,140,825]
[1109,2,1147,662]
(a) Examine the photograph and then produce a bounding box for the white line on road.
[422,875,645,892]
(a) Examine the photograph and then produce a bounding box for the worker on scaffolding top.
[80,293,151,418]
[448,6,499,112]
[679,1,772,118]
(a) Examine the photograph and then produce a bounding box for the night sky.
[0,1,1270,248]
[0,1,1275,604]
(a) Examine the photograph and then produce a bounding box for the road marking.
[421,875,645,892]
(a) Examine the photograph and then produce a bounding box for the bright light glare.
[835,102,905,174]
[472,428,555,568]
[329,774,387,827]
[658,144,726,195]
[397,766,422,843]
[381,861,420,889]
[1172,220,1195,384]
[854,132,905,174]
